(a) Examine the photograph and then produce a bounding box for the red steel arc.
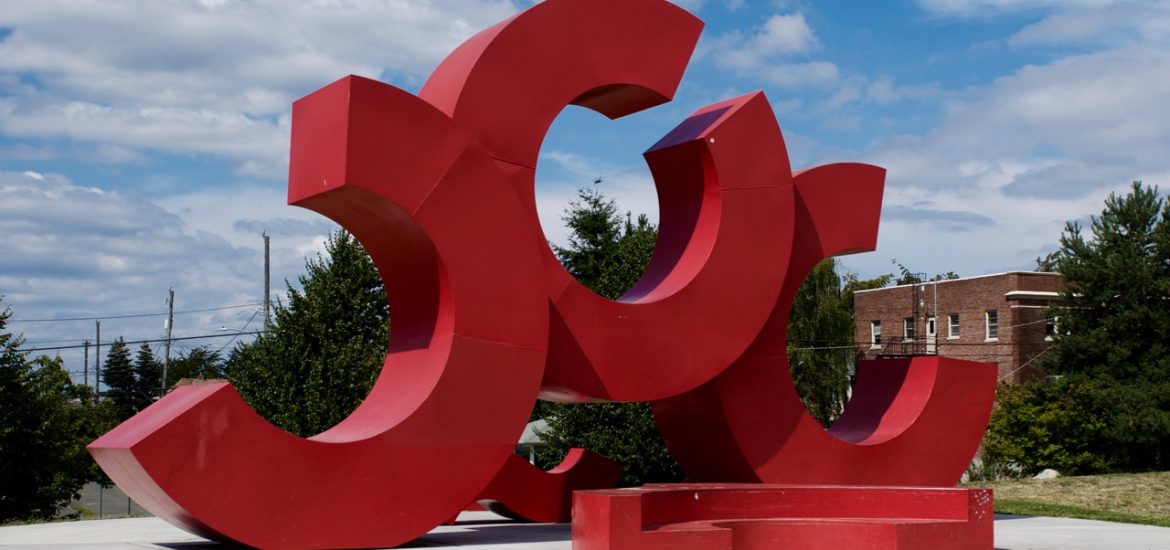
[652,165,997,486]
[89,77,551,549]
[420,0,796,402]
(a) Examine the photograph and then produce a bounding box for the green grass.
[996,498,1170,528]
[968,471,1170,527]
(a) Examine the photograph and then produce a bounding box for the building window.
[871,321,882,348]
[1046,316,1059,341]
[903,317,915,342]
[985,310,998,341]
[948,313,960,339]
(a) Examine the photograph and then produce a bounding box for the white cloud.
[844,39,1170,278]
[0,170,340,374]
[1009,3,1170,47]
[866,78,944,104]
[755,61,840,88]
[535,150,660,248]
[755,14,818,56]
[917,0,1126,17]
[667,0,749,11]
[0,0,518,176]
[706,12,838,88]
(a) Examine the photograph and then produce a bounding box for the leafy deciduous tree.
[0,300,118,522]
[787,259,854,426]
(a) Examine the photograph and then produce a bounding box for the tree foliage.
[227,231,389,437]
[550,183,657,299]
[1042,181,1170,383]
[787,259,854,426]
[990,182,1170,473]
[890,259,959,286]
[164,346,225,388]
[982,380,1113,476]
[101,338,138,420]
[133,343,162,406]
[0,299,118,522]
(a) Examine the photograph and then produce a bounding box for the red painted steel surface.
[86,0,999,548]
[420,0,794,403]
[652,166,998,486]
[89,76,551,548]
[572,484,994,550]
[476,449,623,523]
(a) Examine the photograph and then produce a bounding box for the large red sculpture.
[88,0,997,548]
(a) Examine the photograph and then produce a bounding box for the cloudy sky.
[3,0,1169,383]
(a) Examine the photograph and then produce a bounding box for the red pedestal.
[572,484,993,550]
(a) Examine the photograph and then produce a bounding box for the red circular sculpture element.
[652,165,997,486]
[420,0,795,402]
[89,77,550,548]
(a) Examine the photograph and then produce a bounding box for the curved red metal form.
[652,165,998,485]
[475,448,623,523]
[421,0,794,402]
[88,76,550,549]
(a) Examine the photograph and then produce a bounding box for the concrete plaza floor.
[2,512,1168,549]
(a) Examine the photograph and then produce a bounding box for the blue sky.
[3,0,1169,383]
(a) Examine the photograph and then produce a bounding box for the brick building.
[853,271,1065,383]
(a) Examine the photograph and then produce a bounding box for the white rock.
[1033,468,1061,479]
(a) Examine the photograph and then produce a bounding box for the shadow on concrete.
[405,522,571,547]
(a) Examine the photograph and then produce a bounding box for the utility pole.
[83,340,90,390]
[162,288,174,397]
[263,232,271,335]
[94,320,101,404]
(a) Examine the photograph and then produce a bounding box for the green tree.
[551,182,625,294]
[0,300,118,522]
[132,343,162,406]
[537,185,683,486]
[991,181,1170,473]
[890,259,959,285]
[164,346,225,388]
[842,271,893,312]
[227,231,389,437]
[787,259,854,426]
[101,338,137,420]
[1043,181,1170,383]
[982,380,1113,476]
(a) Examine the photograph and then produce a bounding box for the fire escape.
[877,273,939,359]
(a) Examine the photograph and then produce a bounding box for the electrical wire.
[15,331,264,353]
[8,302,263,324]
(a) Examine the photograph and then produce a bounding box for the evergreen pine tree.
[102,338,137,420]
[227,231,389,437]
[165,346,224,387]
[132,343,162,408]
[0,299,118,521]
[1030,181,1170,471]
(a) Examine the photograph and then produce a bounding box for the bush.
[982,379,1114,476]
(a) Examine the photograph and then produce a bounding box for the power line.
[8,302,263,324]
[15,331,263,353]
[213,309,261,355]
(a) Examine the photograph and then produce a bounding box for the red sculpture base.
[572,484,993,550]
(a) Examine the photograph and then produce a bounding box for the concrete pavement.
[1,512,1168,549]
